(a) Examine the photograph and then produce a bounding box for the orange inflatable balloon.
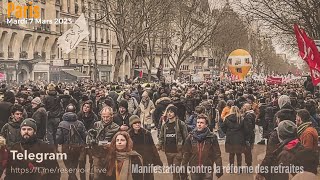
[227,49,253,80]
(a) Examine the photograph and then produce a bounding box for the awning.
[62,69,90,78]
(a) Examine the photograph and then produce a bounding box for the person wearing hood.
[43,83,64,145]
[277,95,296,122]
[221,106,245,172]
[77,100,98,131]
[113,100,131,131]
[153,93,171,131]
[0,91,15,130]
[138,91,155,130]
[127,115,163,180]
[182,114,223,179]
[5,118,61,180]
[31,97,47,140]
[77,100,98,180]
[56,112,87,180]
[0,104,24,148]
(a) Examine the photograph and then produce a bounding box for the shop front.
[32,63,50,82]
[98,65,112,82]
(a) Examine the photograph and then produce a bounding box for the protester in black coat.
[0,91,14,129]
[128,115,162,180]
[221,107,245,167]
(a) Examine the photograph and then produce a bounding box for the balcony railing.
[20,51,28,59]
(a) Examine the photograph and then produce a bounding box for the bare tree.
[236,0,320,46]
[164,0,226,79]
[101,0,169,82]
[208,6,249,74]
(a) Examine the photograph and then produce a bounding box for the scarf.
[297,122,312,137]
[115,151,143,180]
[192,127,210,142]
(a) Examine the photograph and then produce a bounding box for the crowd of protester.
[0,77,319,180]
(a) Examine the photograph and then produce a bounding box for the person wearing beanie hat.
[129,115,141,127]
[127,114,163,180]
[6,120,61,180]
[114,100,131,131]
[117,91,139,115]
[276,120,297,142]
[31,97,47,140]
[157,104,188,180]
[20,118,37,132]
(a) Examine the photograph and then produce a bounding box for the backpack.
[62,122,84,153]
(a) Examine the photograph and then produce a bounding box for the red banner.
[294,24,320,86]
[266,76,282,85]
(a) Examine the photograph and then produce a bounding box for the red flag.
[139,70,143,78]
[294,24,320,86]
[294,24,308,62]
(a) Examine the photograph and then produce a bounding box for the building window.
[75,0,79,14]
[56,11,60,33]
[41,8,45,20]
[101,28,104,43]
[106,50,109,65]
[88,2,92,17]
[101,50,104,64]
[67,0,70,13]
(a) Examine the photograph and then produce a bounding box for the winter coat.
[221,114,246,153]
[0,101,13,130]
[139,100,155,126]
[91,121,120,158]
[4,139,60,180]
[113,113,131,127]
[257,103,267,126]
[279,103,296,123]
[153,97,171,126]
[108,91,119,107]
[157,118,188,152]
[128,128,162,166]
[0,117,22,148]
[243,110,256,144]
[77,111,99,131]
[43,90,63,119]
[263,104,278,139]
[172,98,186,121]
[22,101,33,118]
[0,146,8,175]
[258,129,280,179]
[186,114,197,132]
[184,96,196,114]
[182,131,223,176]
[299,126,318,151]
[56,117,87,146]
[60,94,78,111]
[32,106,48,140]
[267,139,305,180]
[117,96,139,115]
